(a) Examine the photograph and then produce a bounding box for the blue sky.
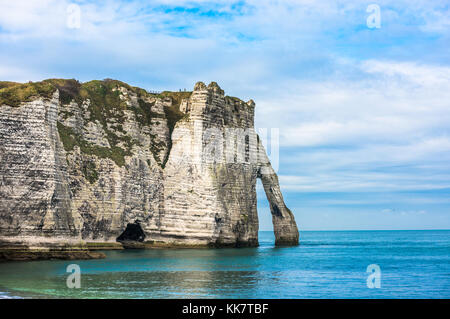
[0,0,449,230]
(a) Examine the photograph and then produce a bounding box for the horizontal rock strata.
[0,79,299,260]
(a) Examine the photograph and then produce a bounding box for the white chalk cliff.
[0,79,298,259]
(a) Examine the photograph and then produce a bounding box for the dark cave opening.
[116,220,146,242]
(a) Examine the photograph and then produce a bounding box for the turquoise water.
[0,230,449,298]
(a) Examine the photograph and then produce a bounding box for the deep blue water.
[0,230,449,298]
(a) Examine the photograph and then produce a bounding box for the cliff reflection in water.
[0,247,274,298]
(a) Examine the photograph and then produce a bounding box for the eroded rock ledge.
[0,79,299,260]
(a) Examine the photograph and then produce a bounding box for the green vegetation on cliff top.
[0,79,192,168]
[0,80,56,107]
[0,79,192,109]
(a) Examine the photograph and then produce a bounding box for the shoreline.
[0,238,265,261]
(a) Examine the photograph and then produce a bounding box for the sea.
[0,230,449,299]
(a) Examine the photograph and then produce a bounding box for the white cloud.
[278,171,450,192]
[252,60,450,193]
[257,60,450,145]
[362,60,450,87]
[381,209,427,216]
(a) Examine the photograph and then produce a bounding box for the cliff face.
[0,79,298,256]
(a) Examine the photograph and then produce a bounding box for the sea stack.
[0,79,299,260]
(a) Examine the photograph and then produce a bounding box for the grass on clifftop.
[54,79,137,167]
[0,80,57,107]
[1,78,192,168]
[0,81,20,90]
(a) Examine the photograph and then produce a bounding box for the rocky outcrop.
[0,79,298,259]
